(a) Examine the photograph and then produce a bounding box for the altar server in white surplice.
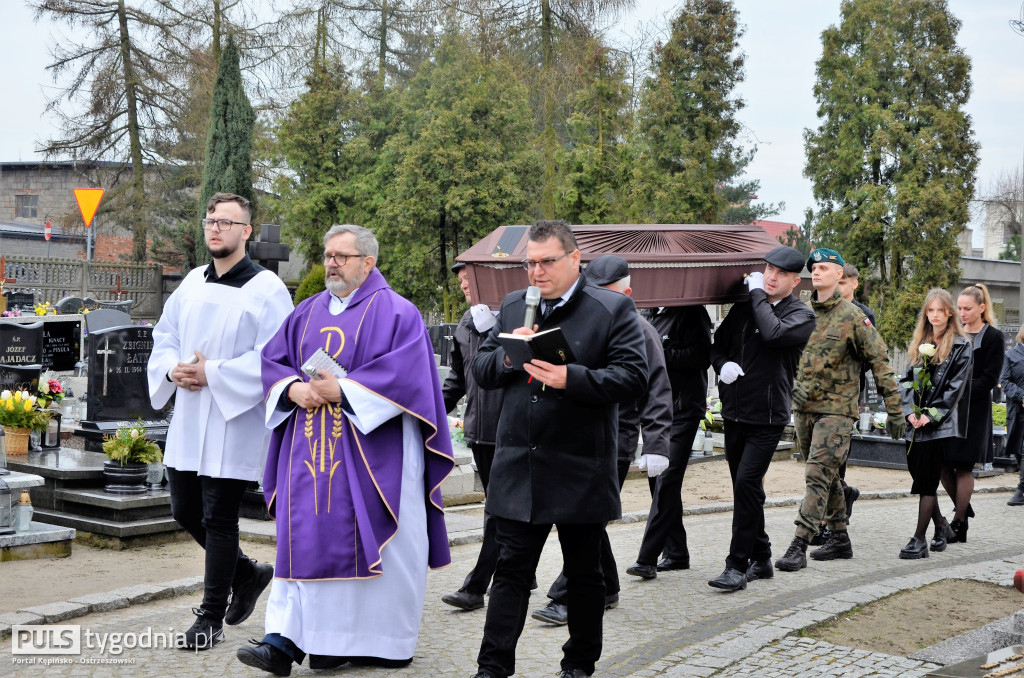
[147,192,293,651]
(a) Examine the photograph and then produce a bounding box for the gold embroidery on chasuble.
[301,325,348,516]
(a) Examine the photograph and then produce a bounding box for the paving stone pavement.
[3,491,1024,677]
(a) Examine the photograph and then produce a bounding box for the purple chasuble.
[261,269,454,580]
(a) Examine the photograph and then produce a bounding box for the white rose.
[130,429,140,439]
[919,343,937,358]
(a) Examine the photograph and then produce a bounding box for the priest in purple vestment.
[236,224,455,675]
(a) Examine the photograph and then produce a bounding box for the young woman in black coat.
[940,283,1004,542]
[1002,326,1024,506]
[899,289,972,558]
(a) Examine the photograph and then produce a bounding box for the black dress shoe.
[237,639,293,676]
[708,568,747,591]
[225,560,274,625]
[472,672,498,678]
[442,588,485,611]
[605,592,619,610]
[531,600,567,625]
[308,654,349,670]
[930,519,955,552]
[899,536,929,559]
[558,667,590,678]
[626,562,657,579]
[656,557,690,572]
[1010,488,1024,506]
[745,559,774,582]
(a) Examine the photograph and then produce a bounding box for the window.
[15,194,38,218]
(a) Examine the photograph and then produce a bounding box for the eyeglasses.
[323,252,366,265]
[201,218,249,231]
[521,251,573,271]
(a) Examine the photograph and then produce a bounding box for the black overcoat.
[472,272,648,524]
[949,323,1004,466]
[1001,343,1024,459]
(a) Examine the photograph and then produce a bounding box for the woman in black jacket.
[940,283,1004,543]
[899,289,973,558]
[1002,326,1024,506]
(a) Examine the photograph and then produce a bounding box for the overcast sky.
[3,1,1022,241]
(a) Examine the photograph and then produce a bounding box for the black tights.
[913,495,944,541]
[939,468,974,521]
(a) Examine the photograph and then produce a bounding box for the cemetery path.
[3,491,1023,676]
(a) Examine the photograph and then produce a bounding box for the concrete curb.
[0,576,203,641]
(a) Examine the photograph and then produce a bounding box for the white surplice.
[148,266,293,481]
[263,291,429,659]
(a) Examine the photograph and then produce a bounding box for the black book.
[497,327,576,370]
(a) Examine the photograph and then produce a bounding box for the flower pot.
[103,460,149,495]
[2,427,31,455]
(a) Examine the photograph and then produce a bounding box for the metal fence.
[1,256,163,321]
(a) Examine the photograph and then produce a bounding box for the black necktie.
[539,300,554,322]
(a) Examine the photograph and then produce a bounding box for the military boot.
[775,537,808,572]
[809,530,853,560]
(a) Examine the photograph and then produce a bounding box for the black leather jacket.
[443,310,504,445]
[900,336,973,441]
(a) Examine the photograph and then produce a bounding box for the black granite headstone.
[85,325,166,422]
[2,290,34,310]
[84,309,132,334]
[98,300,133,315]
[42,319,82,371]
[0,321,44,366]
[0,364,42,394]
[55,296,87,315]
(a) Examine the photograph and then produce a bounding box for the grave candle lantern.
[0,476,13,535]
[0,428,8,475]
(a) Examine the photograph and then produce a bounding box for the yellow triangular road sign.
[74,188,105,228]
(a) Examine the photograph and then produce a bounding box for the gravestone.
[41,320,82,371]
[55,297,86,315]
[2,290,35,311]
[0,321,44,366]
[98,300,133,315]
[84,325,165,422]
[0,364,42,394]
[80,298,102,312]
[84,309,131,335]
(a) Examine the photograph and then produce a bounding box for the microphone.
[523,286,541,328]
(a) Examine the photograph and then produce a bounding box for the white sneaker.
[982,463,995,472]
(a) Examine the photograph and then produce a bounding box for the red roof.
[752,220,799,241]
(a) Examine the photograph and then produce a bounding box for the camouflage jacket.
[794,288,901,418]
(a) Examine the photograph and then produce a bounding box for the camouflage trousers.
[793,412,856,541]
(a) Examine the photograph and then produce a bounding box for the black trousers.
[477,517,606,677]
[167,467,253,621]
[636,418,700,566]
[545,461,629,603]
[463,443,498,594]
[724,422,785,572]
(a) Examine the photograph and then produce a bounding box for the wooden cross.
[108,275,125,301]
[96,336,116,396]
[0,257,15,292]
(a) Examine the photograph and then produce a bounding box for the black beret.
[763,246,805,273]
[451,262,466,274]
[586,255,630,286]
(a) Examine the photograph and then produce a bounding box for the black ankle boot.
[950,517,968,544]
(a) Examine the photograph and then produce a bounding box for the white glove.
[470,304,497,333]
[719,361,745,384]
[744,271,764,292]
[642,454,670,478]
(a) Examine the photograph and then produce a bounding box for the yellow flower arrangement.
[33,301,57,316]
[0,389,52,431]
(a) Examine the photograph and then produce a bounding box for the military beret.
[586,255,630,286]
[806,247,845,272]
[451,261,466,274]
[764,246,805,273]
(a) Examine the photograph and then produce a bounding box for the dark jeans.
[724,422,784,572]
[464,443,498,594]
[477,517,607,677]
[637,417,700,566]
[167,467,252,622]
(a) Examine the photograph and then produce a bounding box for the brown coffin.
[454,224,784,308]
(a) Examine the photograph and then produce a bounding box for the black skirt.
[907,437,948,496]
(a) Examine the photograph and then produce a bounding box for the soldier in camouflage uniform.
[775,248,906,572]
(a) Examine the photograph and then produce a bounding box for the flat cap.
[586,255,630,286]
[806,247,845,272]
[764,246,805,273]
[451,261,466,274]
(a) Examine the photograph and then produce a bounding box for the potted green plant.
[0,390,51,455]
[101,420,162,495]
